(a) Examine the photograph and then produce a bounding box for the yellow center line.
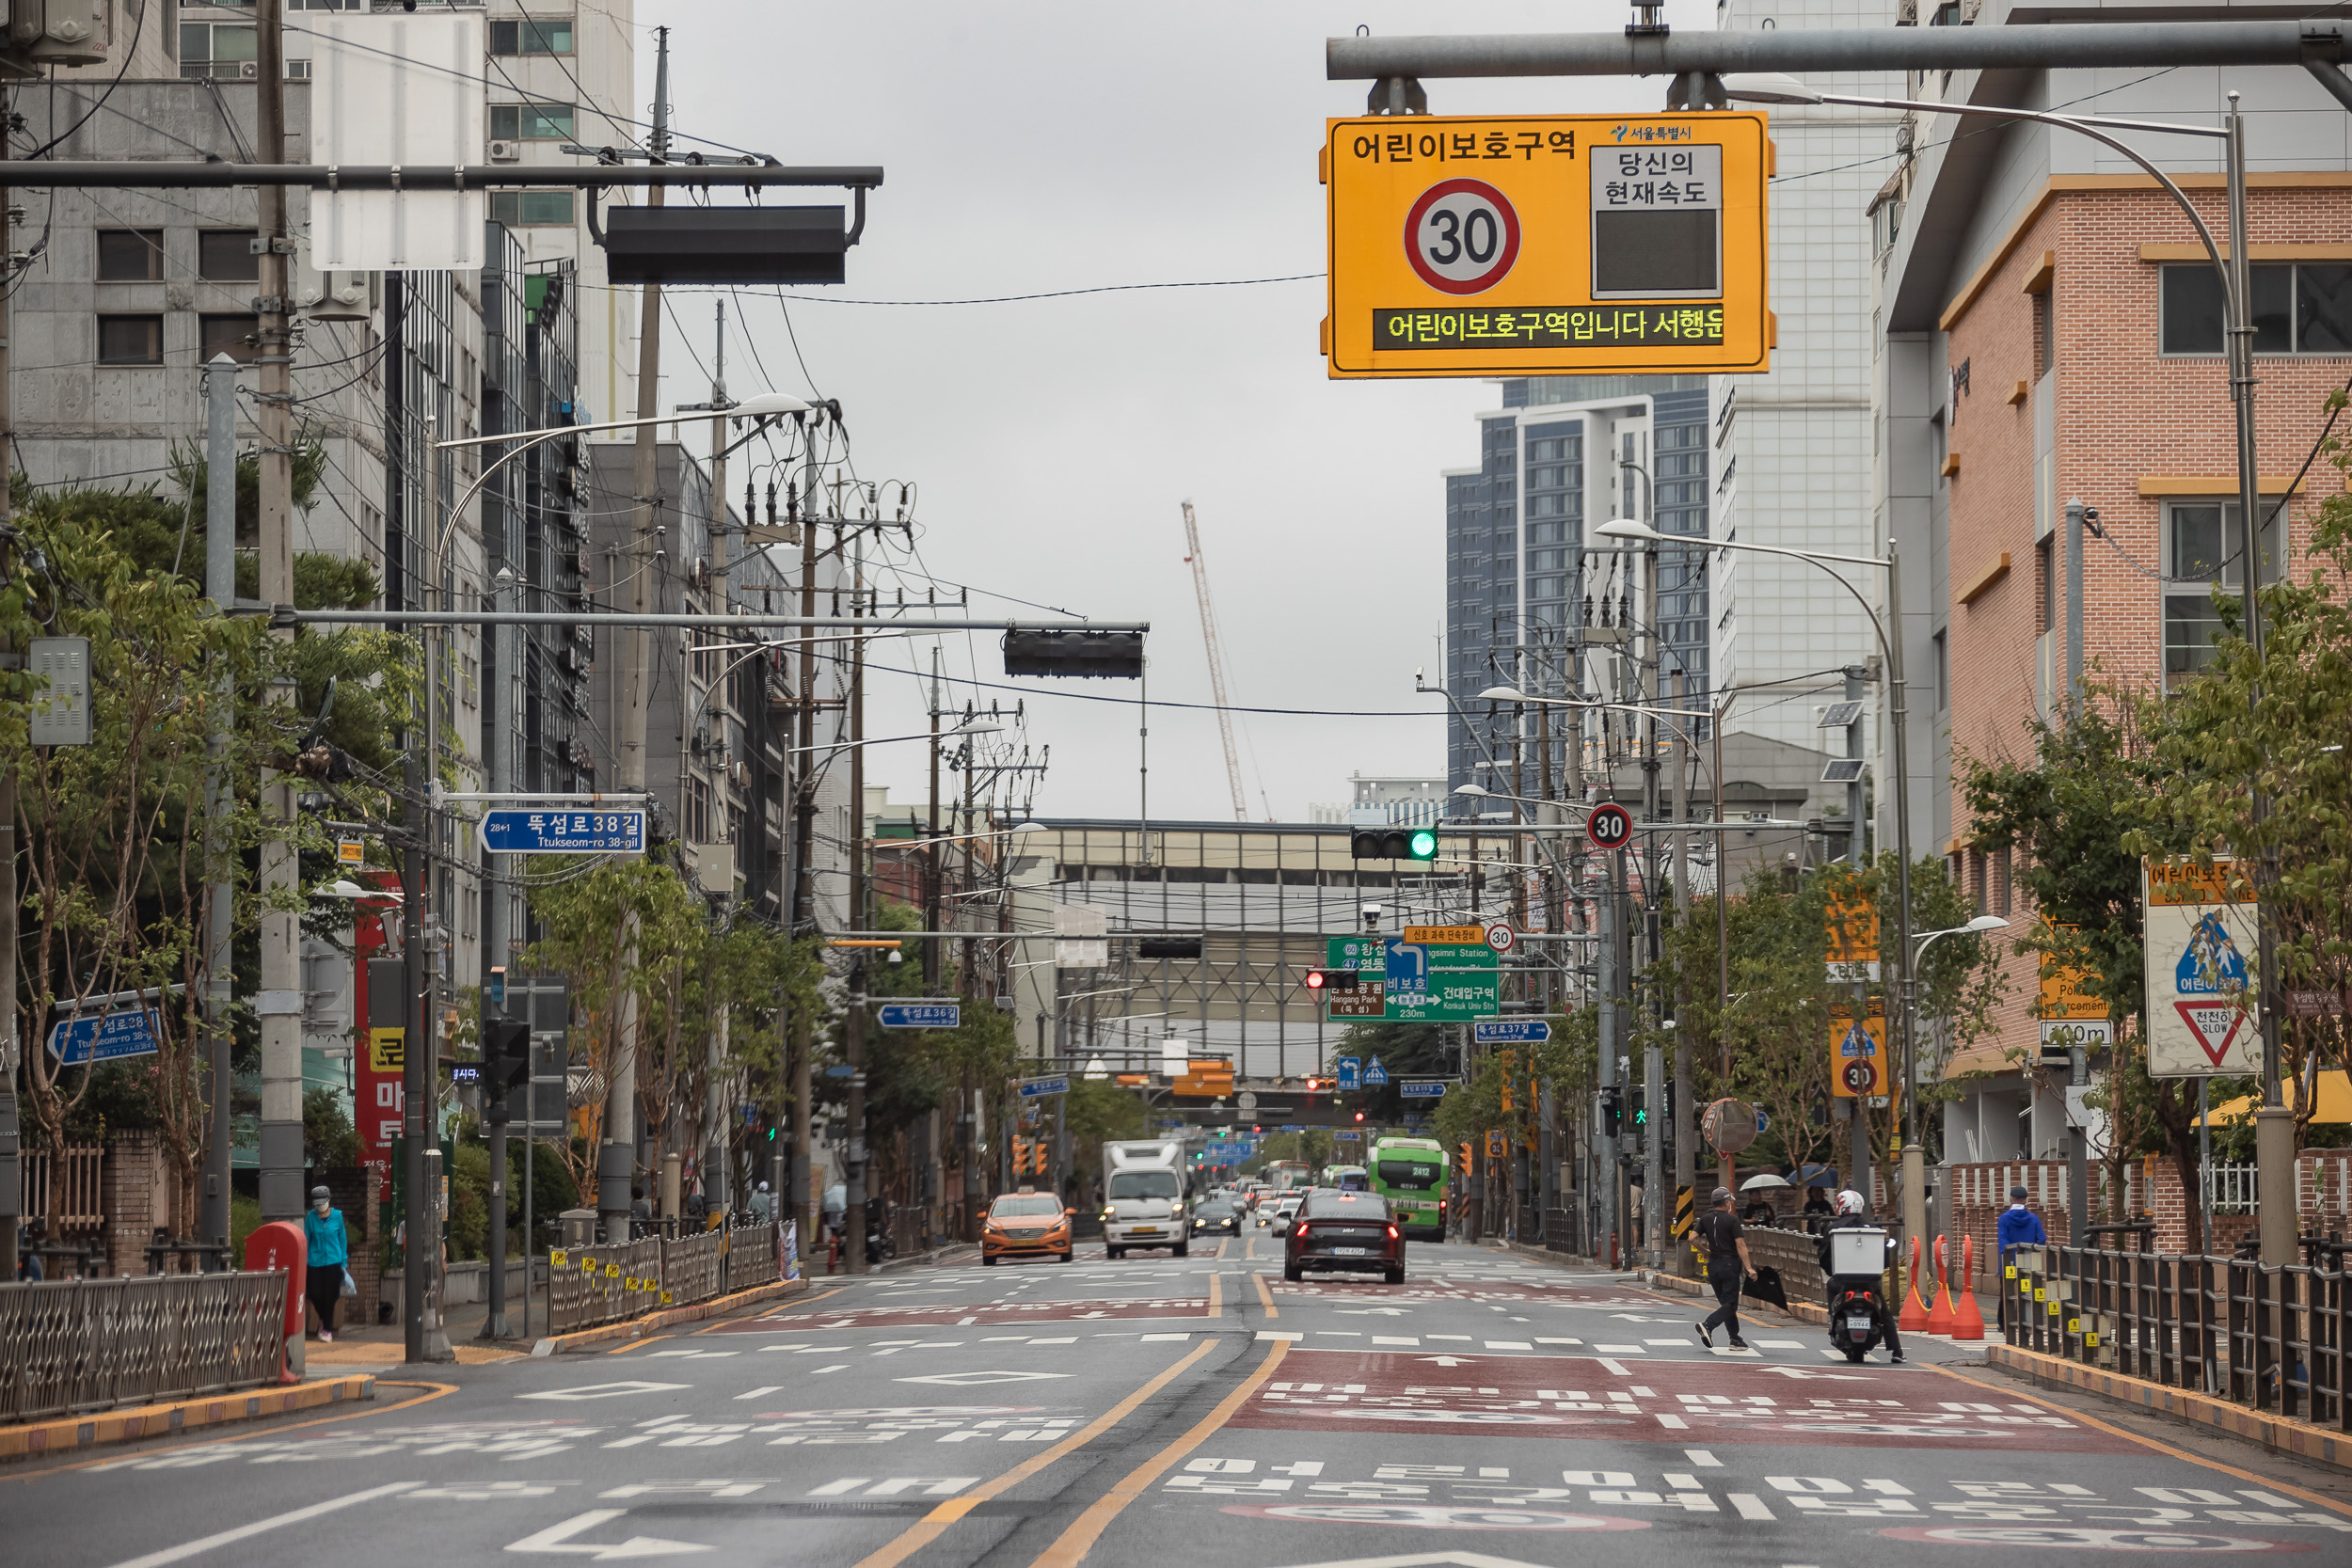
[850,1340,1216,1568]
[1251,1273,1276,1317]
[1204,1271,1222,1318]
[1926,1363,2352,1518]
[1026,1340,1292,1568]
[604,1333,675,1355]
[1245,1234,1257,1261]
[1215,1236,1231,1261]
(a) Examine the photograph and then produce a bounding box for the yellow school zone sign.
[1323,112,1772,377]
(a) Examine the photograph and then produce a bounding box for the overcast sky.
[638,1,1718,825]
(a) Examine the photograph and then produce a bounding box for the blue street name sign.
[1018,1076,1071,1100]
[480,808,646,855]
[1335,1056,1361,1091]
[877,1003,961,1030]
[1398,1081,1449,1099]
[1335,1131,1360,1142]
[1363,1056,1389,1086]
[48,1007,164,1066]
[1473,1020,1552,1044]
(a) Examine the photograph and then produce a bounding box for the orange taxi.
[981,1188,1074,1265]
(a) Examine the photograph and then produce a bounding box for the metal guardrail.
[545,1223,786,1335]
[0,1272,285,1422]
[2006,1244,2350,1432]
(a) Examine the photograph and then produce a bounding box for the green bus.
[1368,1135,1449,1242]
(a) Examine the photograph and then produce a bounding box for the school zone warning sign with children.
[2142,858,2262,1077]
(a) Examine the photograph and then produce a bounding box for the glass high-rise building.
[1443,376,1713,808]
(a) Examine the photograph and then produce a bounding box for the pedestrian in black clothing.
[1693,1186,1756,1350]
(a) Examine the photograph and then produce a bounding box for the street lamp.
[1721,74,2292,1262]
[1597,513,1931,1242]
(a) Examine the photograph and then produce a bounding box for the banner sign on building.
[2143,858,2261,1078]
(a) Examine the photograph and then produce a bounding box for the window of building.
[490,103,578,141]
[2164,499,2283,679]
[2161,263,2352,355]
[2034,289,2056,378]
[1932,629,1947,711]
[2037,535,2055,635]
[199,315,260,362]
[98,230,165,281]
[99,315,164,365]
[490,17,576,55]
[179,23,308,78]
[1994,847,2012,917]
[686,774,710,845]
[198,230,260,281]
[489,190,576,227]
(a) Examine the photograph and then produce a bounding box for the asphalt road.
[9,1235,2351,1567]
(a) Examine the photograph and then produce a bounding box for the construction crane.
[1180,499,1250,822]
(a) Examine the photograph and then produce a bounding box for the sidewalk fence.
[546,1220,784,1335]
[2006,1243,2351,1433]
[0,1271,287,1423]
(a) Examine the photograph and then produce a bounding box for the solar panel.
[1821,758,1867,783]
[1819,701,1864,729]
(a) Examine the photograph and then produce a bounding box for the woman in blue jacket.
[304,1185,351,1341]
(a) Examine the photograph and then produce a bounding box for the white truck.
[1100,1139,1191,1259]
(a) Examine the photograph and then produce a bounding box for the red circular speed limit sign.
[1586,802,1633,850]
[1404,179,1521,295]
[1842,1059,1878,1094]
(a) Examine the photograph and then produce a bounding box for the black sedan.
[1282,1190,1404,1284]
[1196,1196,1248,1234]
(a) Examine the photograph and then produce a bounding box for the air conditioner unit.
[488,139,522,163]
[239,60,259,80]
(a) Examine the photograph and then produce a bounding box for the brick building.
[1871,1,2352,1176]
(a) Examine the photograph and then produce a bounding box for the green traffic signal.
[1406,826,1438,861]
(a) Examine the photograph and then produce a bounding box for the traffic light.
[1138,937,1203,959]
[1011,1137,1032,1178]
[483,1018,530,1116]
[1600,1086,1623,1138]
[1629,1087,1648,1148]
[1304,969,1360,993]
[1350,826,1439,862]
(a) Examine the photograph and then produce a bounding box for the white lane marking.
[1027,1337,1077,1344]
[1485,1340,1533,1350]
[1535,1337,1582,1345]
[505,1509,712,1559]
[519,1382,691,1402]
[1643,1338,1692,1346]
[896,1370,1071,1385]
[1712,1345,1762,1357]
[1597,1358,1631,1375]
[809,1365,849,1375]
[1728,1494,1776,1520]
[1256,1331,1304,1342]
[1320,1331,1364,1338]
[731,1386,782,1401]
[1664,1473,1703,1490]
[1140,1333,1192,1341]
[956,1315,977,1325]
[1593,1344,1645,1354]
[1373,1337,1421,1347]
[1427,1334,1472,1341]
[1685,1449,1723,1466]
[1758,1340,1804,1349]
[1657,1414,1690,1430]
[1631,1386,1655,1397]
[103,1482,425,1568]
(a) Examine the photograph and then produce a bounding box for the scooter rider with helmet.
[1814,1189,1904,1364]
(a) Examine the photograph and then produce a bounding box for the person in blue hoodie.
[1995,1184,2047,1331]
[304,1185,351,1341]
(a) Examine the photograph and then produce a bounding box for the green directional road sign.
[1323,936,1498,1022]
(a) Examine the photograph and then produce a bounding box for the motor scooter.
[1820,1224,1895,1364]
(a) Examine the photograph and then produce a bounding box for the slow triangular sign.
[2172,1000,2247,1068]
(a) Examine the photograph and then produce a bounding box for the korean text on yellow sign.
[1323,113,1771,378]
[1828,1000,1896,1104]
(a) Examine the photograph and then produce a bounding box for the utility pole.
[788,420,820,1256]
[701,302,731,1213]
[1669,670,1692,1270]
[845,531,868,1273]
[926,647,943,989]
[606,24,672,1245]
[202,356,239,1259]
[254,0,303,1227]
[0,179,18,1283]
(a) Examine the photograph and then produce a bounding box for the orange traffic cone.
[1952,1234,1986,1341]
[1926,1234,1958,1335]
[1899,1234,1931,1331]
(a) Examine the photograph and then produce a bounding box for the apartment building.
[1870,0,2352,1162]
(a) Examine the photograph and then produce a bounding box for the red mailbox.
[244,1219,308,1383]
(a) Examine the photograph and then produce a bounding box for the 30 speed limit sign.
[1586,801,1633,850]
[1405,179,1520,294]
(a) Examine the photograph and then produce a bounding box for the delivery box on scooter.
[1828,1225,1888,1276]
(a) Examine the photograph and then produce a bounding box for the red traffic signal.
[1305,969,1360,992]
[1305,969,1327,991]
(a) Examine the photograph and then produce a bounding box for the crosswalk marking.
[731,1386,782,1401]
